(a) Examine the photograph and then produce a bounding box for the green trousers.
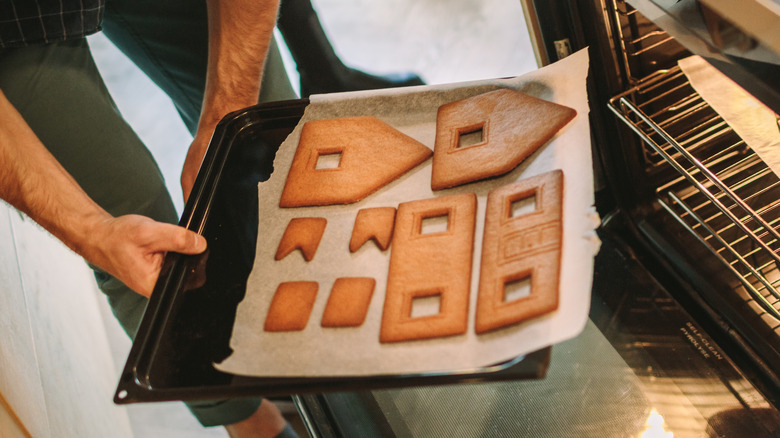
[0,0,295,428]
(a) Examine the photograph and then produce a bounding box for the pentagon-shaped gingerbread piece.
[431,89,575,190]
[280,116,432,207]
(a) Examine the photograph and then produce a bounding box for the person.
[0,0,298,436]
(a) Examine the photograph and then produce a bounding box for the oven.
[601,0,780,392]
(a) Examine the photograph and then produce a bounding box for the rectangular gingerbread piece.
[380,193,477,343]
[475,170,563,334]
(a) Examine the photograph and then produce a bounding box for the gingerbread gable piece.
[431,89,575,190]
[280,116,432,207]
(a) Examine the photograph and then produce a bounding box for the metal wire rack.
[611,0,678,83]
[608,66,780,326]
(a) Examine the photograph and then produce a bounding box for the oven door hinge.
[554,38,573,60]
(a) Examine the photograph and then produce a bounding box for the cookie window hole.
[457,123,486,149]
[420,213,449,235]
[510,195,536,218]
[503,277,531,303]
[315,151,343,170]
[411,293,442,318]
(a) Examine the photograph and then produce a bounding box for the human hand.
[181,127,214,203]
[84,215,207,297]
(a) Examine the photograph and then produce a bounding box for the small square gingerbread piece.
[321,277,376,327]
[264,281,318,332]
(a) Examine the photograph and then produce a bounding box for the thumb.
[152,224,207,255]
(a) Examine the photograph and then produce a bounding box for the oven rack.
[608,66,780,326]
[611,0,678,83]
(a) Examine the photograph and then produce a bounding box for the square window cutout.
[410,293,441,318]
[457,124,485,149]
[315,151,343,170]
[510,195,536,218]
[420,213,449,235]
[504,277,531,303]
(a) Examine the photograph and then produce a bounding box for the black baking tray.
[113,98,551,404]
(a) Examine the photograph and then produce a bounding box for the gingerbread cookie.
[349,207,397,252]
[264,281,319,332]
[280,116,432,207]
[380,193,477,343]
[275,217,327,262]
[475,170,563,334]
[321,277,376,327]
[431,89,575,190]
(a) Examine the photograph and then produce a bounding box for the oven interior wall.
[530,0,780,406]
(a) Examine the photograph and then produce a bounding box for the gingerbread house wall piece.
[380,193,477,343]
[475,170,563,334]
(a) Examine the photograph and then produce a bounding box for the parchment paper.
[216,49,599,377]
[678,56,780,175]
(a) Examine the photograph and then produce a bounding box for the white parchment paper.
[678,56,780,175]
[216,49,599,377]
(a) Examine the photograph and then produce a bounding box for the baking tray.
[113,99,551,404]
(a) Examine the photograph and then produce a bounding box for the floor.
[88,0,536,436]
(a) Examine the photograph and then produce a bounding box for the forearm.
[199,0,280,131]
[0,90,206,296]
[181,0,281,200]
[0,89,110,256]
